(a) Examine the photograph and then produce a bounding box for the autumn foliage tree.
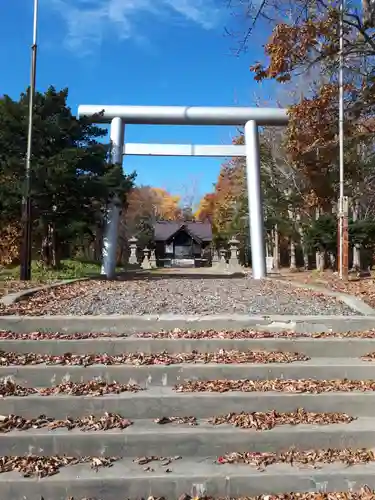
[284,84,359,209]
[242,0,375,213]
[221,0,375,269]
[122,186,181,248]
[195,193,216,223]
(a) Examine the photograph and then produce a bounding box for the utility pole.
[20,0,38,281]
[338,0,348,280]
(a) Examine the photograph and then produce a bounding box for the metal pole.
[20,0,38,281]
[244,120,266,279]
[338,0,345,279]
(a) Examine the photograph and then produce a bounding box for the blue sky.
[1,0,275,204]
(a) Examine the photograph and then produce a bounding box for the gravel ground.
[0,277,359,316]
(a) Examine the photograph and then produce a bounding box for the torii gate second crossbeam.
[77,104,288,279]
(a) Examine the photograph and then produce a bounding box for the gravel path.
[0,276,359,316]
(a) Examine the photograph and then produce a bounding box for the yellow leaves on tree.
[214,169,233,233]
[195,133,249,238]
[124,186,181,224]
[148,187,181,220]
[199,157,247,237]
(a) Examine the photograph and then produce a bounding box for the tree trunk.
[50,223,61,268]
[290,239,297,270]
[352,200,361,270]
[327,203,336,269]
[265,231,270,259]
[298,226,309,270]
[315,207,321,270]
[329,252,335,269]
[317,249,325,272]
[94,226,103,262]
[272,225,280,272]
[41,220,52,267]
[288,208,297,271]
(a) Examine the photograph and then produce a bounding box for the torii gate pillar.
[245,120,266,279]
[101,117,125,278]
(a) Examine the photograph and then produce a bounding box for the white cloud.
[48,0,221,53]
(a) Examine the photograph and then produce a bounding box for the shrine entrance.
[77,104,288,280]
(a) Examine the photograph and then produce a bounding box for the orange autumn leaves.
[251,11,340,84]
[195,157,246,238]
[249,4,373,209]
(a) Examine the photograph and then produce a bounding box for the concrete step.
[1,314,375,334]
[3,322,375,499]
[3,389,375,418]
[1,418,374,457]
[2,359,375,386]
[3,337,375,357]
[1,457,375,499]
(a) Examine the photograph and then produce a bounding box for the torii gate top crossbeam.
[77,105,288,126]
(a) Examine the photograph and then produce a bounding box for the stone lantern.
[128,236,138,265]
[150,249,157,269]
[211,248,219,268]
[217,247,227,271]
[141,247,151,270]
[228,237,244,273]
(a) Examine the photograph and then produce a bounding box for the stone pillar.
[101,195,121,279]
[141,247,151,270]
[128,236,138,265]
[228,237,243,273]
[150,249,157,269]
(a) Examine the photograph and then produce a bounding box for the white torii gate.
[77,104,288,280]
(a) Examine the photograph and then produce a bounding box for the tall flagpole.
[20,0,38,280]
[338,0,345,279]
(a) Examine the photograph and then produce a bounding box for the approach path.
[0,273,361,316]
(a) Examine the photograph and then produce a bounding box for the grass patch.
[0,259,125,297]
[1,259,105,281]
